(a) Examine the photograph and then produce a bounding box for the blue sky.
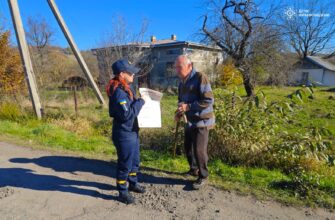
[0,0,206,50]
[1,0,334,52]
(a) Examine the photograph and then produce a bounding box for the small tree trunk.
[237,62,255,97]
[241,71,254,97]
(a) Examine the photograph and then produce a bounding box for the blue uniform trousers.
[112,130,140,194]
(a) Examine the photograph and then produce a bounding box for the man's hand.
[178,103,190,113]
[174,108,184,122]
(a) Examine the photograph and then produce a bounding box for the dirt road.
[0,141,333,220]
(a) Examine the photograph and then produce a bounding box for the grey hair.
[176,55,192,65]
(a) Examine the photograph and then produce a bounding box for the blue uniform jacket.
[109,86,145,133]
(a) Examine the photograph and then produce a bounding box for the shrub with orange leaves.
[0,31,26,96]
[216,59,243,87]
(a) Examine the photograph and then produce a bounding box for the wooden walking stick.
[173,112,187,157]
[173,119,180,158]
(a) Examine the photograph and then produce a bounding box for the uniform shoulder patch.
[119,99,127,105]
[119,99,128,111]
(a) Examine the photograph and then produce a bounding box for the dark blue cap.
[112,59,140,75]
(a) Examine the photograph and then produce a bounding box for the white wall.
[292,68,335,86]
[292,68,324,85]
[323,70,335,86]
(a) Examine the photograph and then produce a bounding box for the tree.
[0,30,26,97]
[279,0,335,59]
[25,16,54,87]
[245,23,295,86]
[202,0,282,96]
[96,15,152,86]
[26,16,54,54]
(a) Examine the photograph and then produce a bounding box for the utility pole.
[8,0,43,119]
[47,0,106,106]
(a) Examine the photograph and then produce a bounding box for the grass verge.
[0,119,334,209]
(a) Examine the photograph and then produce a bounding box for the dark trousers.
[112,131,140,194]
[184,126,209,178]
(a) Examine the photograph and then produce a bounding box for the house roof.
[306,56,335,72]
[92,39,221,52]
[151,41,222,51]
[145,39,177,46]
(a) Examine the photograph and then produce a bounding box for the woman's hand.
[137,97,146,105]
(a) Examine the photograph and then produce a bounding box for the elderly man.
[175,55,215,190]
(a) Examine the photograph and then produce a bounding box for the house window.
[166,49,181,55]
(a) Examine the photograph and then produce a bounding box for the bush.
[210,87,334,196]
[215,60,243,87]
[210,88,281,165]
[0,102,27,121]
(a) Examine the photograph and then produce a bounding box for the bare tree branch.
[96,15,152,86]
[279,0,335,59]
[201,0,272,96]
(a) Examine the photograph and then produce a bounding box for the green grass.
[255,86,335,136]
[0,85,335,209]
[0,119,115,156]
[160,94,178,127]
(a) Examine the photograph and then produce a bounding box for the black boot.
[129,184,146,193]
[119,192,135,204]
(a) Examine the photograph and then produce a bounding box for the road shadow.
[0,167,117,200]
[7,155,189,197]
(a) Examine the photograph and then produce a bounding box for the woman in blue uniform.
[106,59,146,204]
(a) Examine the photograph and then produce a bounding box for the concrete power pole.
[8,0,43,119]
[47,0,106,106]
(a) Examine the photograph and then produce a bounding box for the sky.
[0,0,206,50]
[0,0,334,52]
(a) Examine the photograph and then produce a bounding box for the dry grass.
[49,117,94,137]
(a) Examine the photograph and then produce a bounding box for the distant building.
[291,56,335,86]
[92,34,223,89]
